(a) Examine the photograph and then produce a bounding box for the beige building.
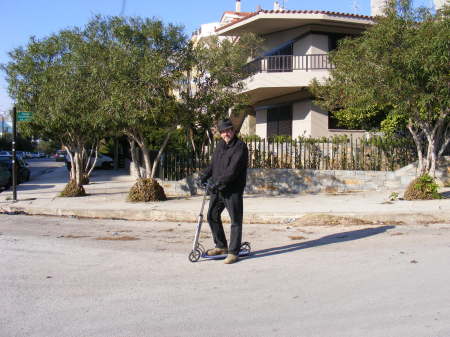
[195,1,382,139]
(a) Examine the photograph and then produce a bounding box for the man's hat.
[218,119,234,132]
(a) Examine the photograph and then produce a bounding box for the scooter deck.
[201,250,251,260]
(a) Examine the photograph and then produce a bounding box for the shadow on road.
[245,225,395,260]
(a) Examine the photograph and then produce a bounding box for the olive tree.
[311,1,449,176]
[3,28,111,191]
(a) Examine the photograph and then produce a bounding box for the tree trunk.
[407,123,425,175]
[128,138,142,179]
[73,151,83,187]
[63,145,75,181]
[151,131,172,178]
[141,148,152,179]
[85,143,99,178]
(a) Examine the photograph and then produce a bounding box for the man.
[200,118,248,264]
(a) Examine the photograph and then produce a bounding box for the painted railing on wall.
[155,136,417,181]
[245,54,334,73]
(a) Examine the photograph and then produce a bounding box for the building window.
[267,43,293,72]
[267,105,292,137]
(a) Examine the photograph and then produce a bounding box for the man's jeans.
[207,190,243,255]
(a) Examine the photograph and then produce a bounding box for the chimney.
[274,1,281,10]
[236,0,241,12]
[371,0,388,16]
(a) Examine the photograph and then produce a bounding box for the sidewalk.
[1,166,449,224]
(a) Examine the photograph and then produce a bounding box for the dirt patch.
[291,214,374,227]
[288,235,307,240]
[62,235,90,239]
[158,228,175,232]
[95,236,140,241]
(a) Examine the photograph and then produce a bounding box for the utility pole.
[12,106,17,201]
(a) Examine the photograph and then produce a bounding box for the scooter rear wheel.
[240,242,251,254]
[188,249,202,263]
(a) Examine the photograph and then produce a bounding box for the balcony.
[246,54,334,73]
[242,54,333,103]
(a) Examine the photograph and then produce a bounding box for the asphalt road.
[1,214,449,337]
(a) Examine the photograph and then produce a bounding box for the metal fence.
[155,136,418,181]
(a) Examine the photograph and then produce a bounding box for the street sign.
[17,111,32,121]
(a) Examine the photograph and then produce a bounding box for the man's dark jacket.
[202,137,248,193]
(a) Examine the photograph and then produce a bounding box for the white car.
[93,154,113,169]
[65,154,113,170]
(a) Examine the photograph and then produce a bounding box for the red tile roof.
[216,9,374,32]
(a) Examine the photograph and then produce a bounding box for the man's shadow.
[244,225,394,260]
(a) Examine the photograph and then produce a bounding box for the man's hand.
[206,181,218,193]
[196,175,208,188]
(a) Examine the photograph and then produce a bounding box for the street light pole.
[12,106,17,201]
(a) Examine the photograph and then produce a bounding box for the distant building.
[1,116,12,136]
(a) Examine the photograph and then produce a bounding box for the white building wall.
[255,108,268,138]
[434,0,447,10]
[292,100,312,138]
[371,0,388,16]
[310,103,330,137]
[294,34,329,55]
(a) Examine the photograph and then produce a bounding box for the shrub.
[404,174,442,200]
[59,180,86,197]
[128,178,167,202]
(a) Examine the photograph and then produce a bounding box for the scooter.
[188,182,251,263]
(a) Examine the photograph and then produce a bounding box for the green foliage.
[59,180,86,197]
[127,178,167,202]
[270,135,292,143]
[36,139,60,154]
[0,133,35,151]
[404,174,442,200]
[180,33,262,156]
[241,134,261,142]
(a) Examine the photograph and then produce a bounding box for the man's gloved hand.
[196,175,208,188]
[206,181,226,194]
[206,181,219,194]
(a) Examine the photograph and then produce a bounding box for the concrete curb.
[2,204,449,225]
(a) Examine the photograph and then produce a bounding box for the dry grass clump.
[128,178,167,202]
[291,214,373,227]
[59,180,86,197]
[404,174,442,200]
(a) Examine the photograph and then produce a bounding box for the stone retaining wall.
[137,157,449,197]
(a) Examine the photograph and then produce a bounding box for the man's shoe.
[224,254,239,264]
[206,248,228,256]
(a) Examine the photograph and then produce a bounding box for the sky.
[0,0,434,120]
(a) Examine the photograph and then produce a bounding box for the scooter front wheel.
[188,249,202,263]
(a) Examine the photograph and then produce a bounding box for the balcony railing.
[245,54,334,73]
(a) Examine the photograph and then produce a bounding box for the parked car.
[65,154,113,170]
[54,150,66,162]
[0,163,11,191]
[0,150,11,156]
[0,156,31,183]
